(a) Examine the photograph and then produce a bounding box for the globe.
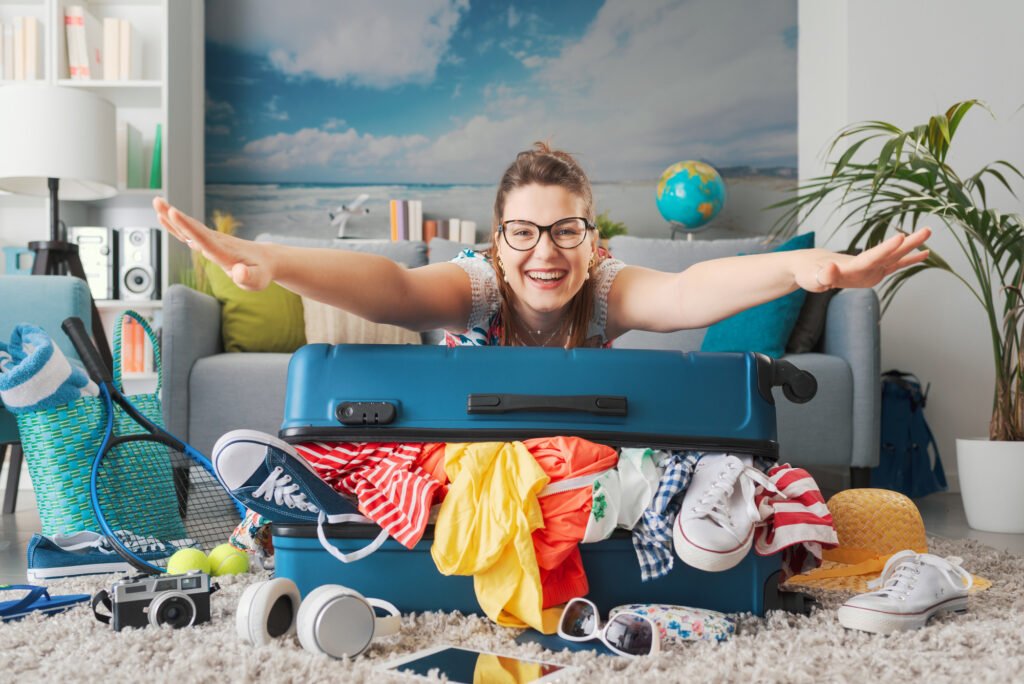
[655,161,726,234]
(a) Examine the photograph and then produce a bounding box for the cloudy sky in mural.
[205,0,797,184]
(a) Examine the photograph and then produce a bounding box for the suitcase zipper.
[279,427,779,460]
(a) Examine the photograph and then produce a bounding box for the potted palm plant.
[772,100,1024,533]
[595,210,628,248]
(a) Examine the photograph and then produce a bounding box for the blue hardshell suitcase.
[273,344,817,616]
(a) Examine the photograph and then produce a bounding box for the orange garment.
[524,436,619,608]
[416,442,449,493]
[430,441,561,633]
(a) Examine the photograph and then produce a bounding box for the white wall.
[800,0,1024,489]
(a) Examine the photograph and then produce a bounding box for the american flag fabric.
[294,441,444,548]
[753,463,839,578]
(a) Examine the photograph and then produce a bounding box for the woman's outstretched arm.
[606,228,931,337]
[154,198,472,332]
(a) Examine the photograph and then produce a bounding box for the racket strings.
[96,438,239,570]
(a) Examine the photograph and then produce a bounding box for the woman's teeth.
[527,272,565,281]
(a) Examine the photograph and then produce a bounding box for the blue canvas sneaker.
[212,430,388,563]
[211,429,362,524]
[26,532,170,581]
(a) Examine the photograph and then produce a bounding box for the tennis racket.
[62,316,243,574]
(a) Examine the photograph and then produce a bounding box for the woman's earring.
[585,254,595,280]
[497,256,509,283]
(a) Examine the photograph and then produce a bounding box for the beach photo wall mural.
[205,0,797,242]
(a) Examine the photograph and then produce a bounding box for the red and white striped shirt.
[753,463,839,578]
[294,441,444,549]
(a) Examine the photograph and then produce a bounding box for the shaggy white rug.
[2,536,1022,684]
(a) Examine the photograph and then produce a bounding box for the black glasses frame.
[498,217,596,251]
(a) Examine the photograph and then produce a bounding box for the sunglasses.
[557,597,660,658]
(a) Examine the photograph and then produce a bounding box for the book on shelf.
[23,15,39,80]
[118,18,142,80]
[116,122,144,189]
[460,220,477,245]
[2,23,13,80]
[13,17,24,80]
[389,200,397,241]
[408,200,423,242]
[149,123,162,189]
[65,5,102,80]
[102,17,119,80]
[424,219,438,243]
[396,199,408,241]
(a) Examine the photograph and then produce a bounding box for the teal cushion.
[700,232,815,358]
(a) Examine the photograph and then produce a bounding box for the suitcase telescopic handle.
[467,394,628,417]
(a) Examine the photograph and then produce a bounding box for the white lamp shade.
[0,85,117,200]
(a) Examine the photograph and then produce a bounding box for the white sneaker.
[673,454,771,572]
[837,550,973,634]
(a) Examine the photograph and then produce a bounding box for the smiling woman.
[156,141,931,353]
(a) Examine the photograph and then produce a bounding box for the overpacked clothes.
[752,463,839,578]
[293,441,447,548]
[582,447,664,543]
[429,441,559,633]
[525,436,619,608]
[223,436,837,633]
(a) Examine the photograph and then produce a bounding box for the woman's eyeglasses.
[557,597,660,657]
[498,217,596,251]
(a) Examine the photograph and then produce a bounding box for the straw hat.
[783,488,989,594]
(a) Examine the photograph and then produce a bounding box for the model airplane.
[329,193,371,239]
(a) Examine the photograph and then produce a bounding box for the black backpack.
[870,370,947,498]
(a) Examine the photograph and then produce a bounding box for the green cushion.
[700,232,815,359]
[203,261,305,353]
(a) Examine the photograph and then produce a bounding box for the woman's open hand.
[153,197,273,291]
[796,227,932,293]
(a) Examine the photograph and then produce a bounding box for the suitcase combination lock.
[335,401,397,426]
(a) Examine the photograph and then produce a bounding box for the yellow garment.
[473,654,544,684]
[430,442,562,633]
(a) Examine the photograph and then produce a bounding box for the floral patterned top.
[443,249,625,348]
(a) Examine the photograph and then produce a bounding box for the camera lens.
[150,592,196,629]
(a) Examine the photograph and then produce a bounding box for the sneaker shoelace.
[691,457,775,540]
[252,462,388,564]
[253,466,321,513]
[868,550,974,598]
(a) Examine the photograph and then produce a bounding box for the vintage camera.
[110,571,212,631]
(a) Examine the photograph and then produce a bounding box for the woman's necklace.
[521,321,572,347]
[524,325,562,347]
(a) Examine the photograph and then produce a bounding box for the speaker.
[69,226,119,299]
[119,227,161,300]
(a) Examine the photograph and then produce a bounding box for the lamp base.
[28,240,114,373]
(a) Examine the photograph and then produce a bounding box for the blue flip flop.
[0,584,90,622]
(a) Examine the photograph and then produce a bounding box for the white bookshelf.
[0,0,202,296]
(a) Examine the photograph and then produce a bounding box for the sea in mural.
[205,0,798,243]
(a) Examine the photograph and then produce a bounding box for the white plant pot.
[956,438,1024,534]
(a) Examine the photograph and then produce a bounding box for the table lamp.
[0,85,119,370]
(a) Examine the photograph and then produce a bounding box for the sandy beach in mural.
[205,174,798,245]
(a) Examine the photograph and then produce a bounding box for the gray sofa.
[162,236,879,485]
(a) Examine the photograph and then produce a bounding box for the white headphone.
[237,578,401,659]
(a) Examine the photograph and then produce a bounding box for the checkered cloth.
[631,450,702,582]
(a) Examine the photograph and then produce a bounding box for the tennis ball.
[167,548,210,575]
[208,543,249,576]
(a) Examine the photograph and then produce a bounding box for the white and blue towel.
[0,324,98,415]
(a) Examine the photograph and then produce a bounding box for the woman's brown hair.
[489,142,600,348]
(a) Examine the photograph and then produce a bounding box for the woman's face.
[496,183,596,319]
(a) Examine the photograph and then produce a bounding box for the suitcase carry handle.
[467,394,627,416]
